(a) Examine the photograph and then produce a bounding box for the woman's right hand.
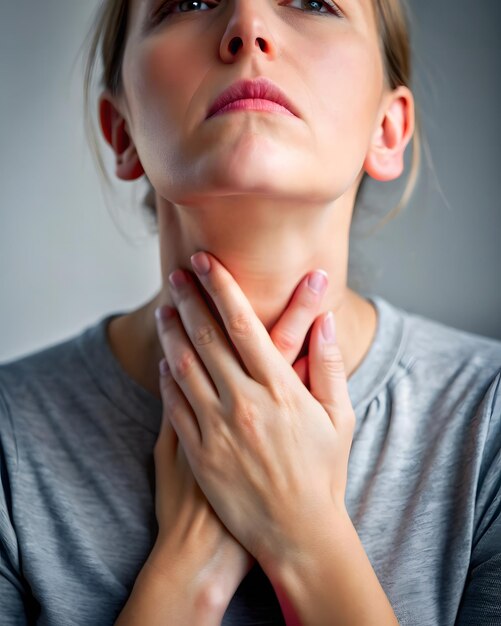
[147,269,329,615]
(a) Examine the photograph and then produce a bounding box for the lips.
[206,77,300,119]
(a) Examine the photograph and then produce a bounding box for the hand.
[149,386,253,610]
[155,252,356,574]
[152,261,330,603]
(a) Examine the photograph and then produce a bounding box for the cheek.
[125,41,185,128]
[311,39,383,178]
[317,39,381,134]
[122,39,202,183]
[124,35,206,191]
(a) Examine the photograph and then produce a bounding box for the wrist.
[260,507,398,626]
[259,500,351,583]
[144,538,248,619]
[266,504,352,584]
[135,550,225,625]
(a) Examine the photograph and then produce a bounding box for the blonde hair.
[82,0,421,229]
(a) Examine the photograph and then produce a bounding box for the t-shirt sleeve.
[0,387,29,626]
[455,371,501,625]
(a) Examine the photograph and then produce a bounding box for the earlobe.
[363,87,415,182]
[98,93,145,181]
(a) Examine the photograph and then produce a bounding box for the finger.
[190,251,287,385]
[308,312,356,436]
[157,358,203,458]
[155,304,220,428]
[155,361,178,462]
[269,270,328,364]
[292,356,309,388]
[167,269,249,401]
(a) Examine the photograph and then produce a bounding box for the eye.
[153,0,218,24]
[152,0,343,25]
[283,0,343,17]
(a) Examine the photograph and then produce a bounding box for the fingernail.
[321,312,336,342]
[159,358,170,377]
[155,305,176,325]
[191,252,211,275]
[169,269,188,290]
[307,270,328,294]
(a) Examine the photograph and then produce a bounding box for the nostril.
[228,37,267,55]
[229,37,243,54]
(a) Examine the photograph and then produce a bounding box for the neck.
[159,192,354,327]
[108,190,377,399]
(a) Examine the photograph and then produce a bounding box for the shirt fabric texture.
[1,294,500,625]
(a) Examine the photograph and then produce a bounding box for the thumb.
[308,312,356,435]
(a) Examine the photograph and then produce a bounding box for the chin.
[145,152,354,208]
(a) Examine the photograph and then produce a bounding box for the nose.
[219,0,279,63]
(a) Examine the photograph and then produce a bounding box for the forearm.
[264,508,399,626]
[114,545,228,626]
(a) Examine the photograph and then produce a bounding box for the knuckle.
[272,328,297,353]
[193,323,217,347]
[173,350,197,381]
[322,344,346,378]
[232,396,260,430]
[269,372,294,405]
[228,310,252,338]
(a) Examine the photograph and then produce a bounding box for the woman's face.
[120,0,386,206]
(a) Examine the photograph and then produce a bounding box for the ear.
[363,86,415,182]
[98,91,145,181]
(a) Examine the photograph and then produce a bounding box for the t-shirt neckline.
[347,294,408,410]
[77,294,407,432]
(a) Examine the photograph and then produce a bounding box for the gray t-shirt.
[1,295,500,626]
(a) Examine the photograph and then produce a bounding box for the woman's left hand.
[155,252,356,572]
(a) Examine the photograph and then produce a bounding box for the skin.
[102,0,415,620]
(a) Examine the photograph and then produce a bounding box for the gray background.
[1,0,500,363]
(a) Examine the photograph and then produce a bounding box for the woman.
[1,1,500,625]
